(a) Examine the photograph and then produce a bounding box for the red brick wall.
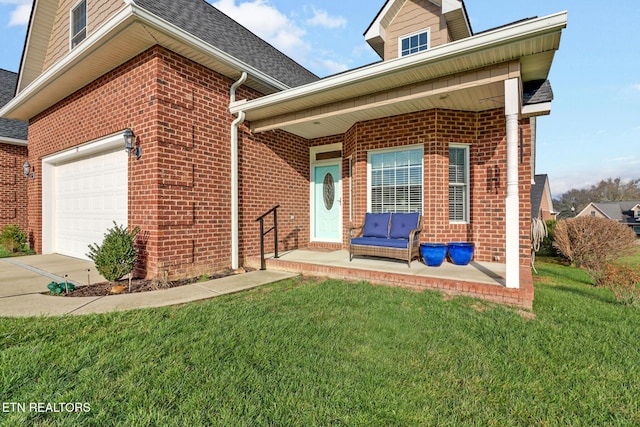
[28,46,247,279]
[239,129,310,259]
[25,42,533,282]
[340,108,532,268]
[0,143,28,233]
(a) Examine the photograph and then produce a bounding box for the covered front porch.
[246,249,534,309]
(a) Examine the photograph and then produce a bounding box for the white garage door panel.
[54,149,127,260]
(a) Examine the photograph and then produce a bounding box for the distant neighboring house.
[576,201,640,236]
[0,0,567,294]
[0,69,28,231]
[530,174,557,221]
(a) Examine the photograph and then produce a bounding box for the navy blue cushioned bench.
[349,212,423,267]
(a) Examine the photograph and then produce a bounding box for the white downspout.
[230,72,247,270]
[504,78,521,289]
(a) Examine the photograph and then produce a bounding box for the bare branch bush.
[553,216,637,281]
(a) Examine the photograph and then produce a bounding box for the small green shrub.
[539,219,558,256]
[596,263,640,306]
[553,216,637,280]
[87,222,140,283]
[0,224,27,253]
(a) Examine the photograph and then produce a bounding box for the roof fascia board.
[232,11,567,115]
[0,137,28,146]
[442,0,459,14]
[522,101,551,117]
[0,2,291,120]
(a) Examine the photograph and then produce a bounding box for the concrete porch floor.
[246,249,534,309]
[274,249,505,285]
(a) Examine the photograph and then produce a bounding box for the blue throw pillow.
[362,213,391,238]
[389,212,419,239]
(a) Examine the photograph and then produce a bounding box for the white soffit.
[18,0,59,92]
[364,0,406,58]
[258,82,505,139]
[233,12,567,124]
[443,0,472,41]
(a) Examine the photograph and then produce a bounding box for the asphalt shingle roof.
[0,69,28,141]
[134,0,319,89]
[523,79,554,105]
[530,174,548,218]
[593,201,640,225]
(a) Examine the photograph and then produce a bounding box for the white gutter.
[231,11,567,116]
[230,72,247,270]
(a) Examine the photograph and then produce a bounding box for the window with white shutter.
[368,146,423,214]
[449,145,469,222]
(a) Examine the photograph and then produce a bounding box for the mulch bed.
[54,268,252,297]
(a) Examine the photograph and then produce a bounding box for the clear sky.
[0,0,638,197]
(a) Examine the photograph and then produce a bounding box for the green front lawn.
[1,260,639,425]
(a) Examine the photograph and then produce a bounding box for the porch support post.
[505,78,520,289]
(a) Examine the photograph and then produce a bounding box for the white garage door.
[53,149,127,260]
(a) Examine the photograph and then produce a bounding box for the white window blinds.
[449,146,468,222]
[370,148,423,214]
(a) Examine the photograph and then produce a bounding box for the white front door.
[312,163,342,242]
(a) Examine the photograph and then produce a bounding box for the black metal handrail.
[255,205,280,270]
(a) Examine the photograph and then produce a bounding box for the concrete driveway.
[0,254,295,317]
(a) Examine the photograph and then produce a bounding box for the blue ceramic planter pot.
[447,242,474,266]
[420,243,448,267]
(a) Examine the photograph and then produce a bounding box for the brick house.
[0,69,28,232]
[0,0,566,298]
[576,201,640,236]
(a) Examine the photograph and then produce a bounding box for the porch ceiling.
[252,76,507,139]
[233,12,567,140]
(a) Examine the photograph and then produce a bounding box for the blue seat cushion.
[389,212,420,239]
[351,237,409,249]
[362,213,391,238]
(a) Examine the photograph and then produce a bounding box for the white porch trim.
[504,78,520,289]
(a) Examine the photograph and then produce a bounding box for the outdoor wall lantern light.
[22,160,36,179]
[123,128,141,159]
